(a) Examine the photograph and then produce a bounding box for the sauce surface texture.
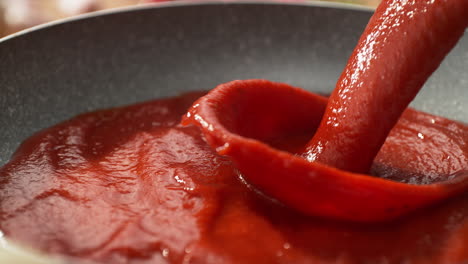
[0,88,467,264]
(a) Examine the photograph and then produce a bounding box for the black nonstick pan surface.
[0,1,467,168]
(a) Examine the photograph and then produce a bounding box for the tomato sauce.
[1,0,468,263]
[0,88,467,263]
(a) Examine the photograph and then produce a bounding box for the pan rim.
[0,0,374,44]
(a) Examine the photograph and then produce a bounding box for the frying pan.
[0,1,467,262]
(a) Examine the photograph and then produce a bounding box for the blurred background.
[0,0,380,37]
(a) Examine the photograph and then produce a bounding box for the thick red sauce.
[1,0,468,263]
[0,89,467,264]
